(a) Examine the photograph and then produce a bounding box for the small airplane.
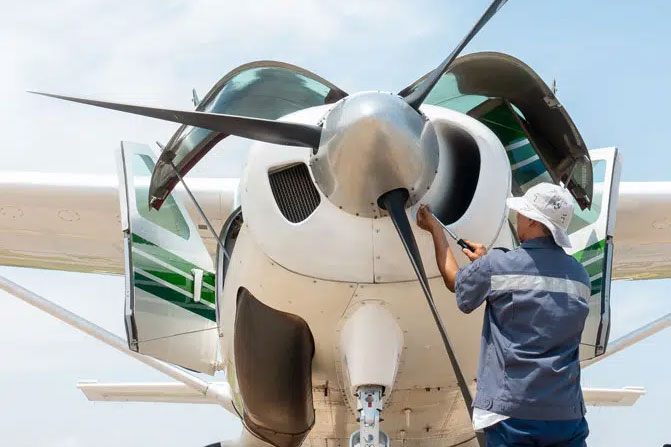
[1,1,670,446]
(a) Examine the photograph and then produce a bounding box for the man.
[416,182,591,447]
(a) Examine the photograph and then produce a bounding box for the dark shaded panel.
[269,163,321,223]
[216,207,243,326]
[235,288,315,447]
[432,126,481,224]
[218,207,243,282]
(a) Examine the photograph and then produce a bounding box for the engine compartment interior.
[432,125,481,225]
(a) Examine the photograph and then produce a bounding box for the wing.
[0,171,122,273]
[0,170,237,274]
[77,381,646,408]
[582,386,646,407]
[77,381,223,404]
[612,182,671,280]
[0,273,235,413]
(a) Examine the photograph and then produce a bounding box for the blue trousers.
[484,417,589,447]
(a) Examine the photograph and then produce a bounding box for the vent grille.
[268,163,321,223]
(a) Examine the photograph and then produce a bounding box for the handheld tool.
[428,210,470,251]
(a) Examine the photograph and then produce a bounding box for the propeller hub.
[310,91,439,218]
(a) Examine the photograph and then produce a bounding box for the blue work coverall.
[455,236,591,446]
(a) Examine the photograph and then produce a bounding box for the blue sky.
[1,0,670,445]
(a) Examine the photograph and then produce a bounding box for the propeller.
[27,91,323,149]
[400,0,509,110]
[378,189,484,447]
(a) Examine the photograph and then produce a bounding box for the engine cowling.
[240,102,511,283]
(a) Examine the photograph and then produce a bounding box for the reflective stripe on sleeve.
[490,274,590,300]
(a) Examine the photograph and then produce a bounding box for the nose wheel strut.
[350,386,389,447]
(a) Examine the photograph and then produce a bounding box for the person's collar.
[520,236,558,249]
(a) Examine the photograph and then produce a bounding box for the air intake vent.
[268,163,321,223]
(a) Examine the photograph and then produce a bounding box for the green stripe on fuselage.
[477,105,552,191]
[513,158,547,186]
[133,249,215,305]
[131,233,215,288]
[507,143,537,165]
[583,259,604,278]
[134,271,216,322]
[572,240,606,264]
[571,239,607,298]
[480,105,526,144]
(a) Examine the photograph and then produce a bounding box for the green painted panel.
[477,104,552,193]
[506,143,536,165]
[131,233,217,315]
[131,233,211,276]
[512,158,547,186]
[572,240,606,264]
[572,240,606,298]
[134,271,216,322]
[133,252,216,306]
[202,272,215,288]
[570,239,607,338]
[480,106,526,145]
[583,259,604,279]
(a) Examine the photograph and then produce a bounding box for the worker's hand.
[416,204,438,232]
[462,240,487,261]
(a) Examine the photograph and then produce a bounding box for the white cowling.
[240,103,512,283]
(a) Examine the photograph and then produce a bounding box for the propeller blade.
[379,189,483,446]
[28,91,322,148]
[400,0,509,110]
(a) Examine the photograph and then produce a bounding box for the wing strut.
[581,313,671,368]
[0,274,234,412]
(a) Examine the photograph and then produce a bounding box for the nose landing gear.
[349,386,389,447]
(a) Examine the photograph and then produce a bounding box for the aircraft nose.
[310,91,439,218]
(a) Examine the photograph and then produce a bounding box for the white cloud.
[607,279,670,339]
[53,436,81,447]
[1,0,459,179]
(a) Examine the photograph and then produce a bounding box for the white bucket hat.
[506,182,575,248]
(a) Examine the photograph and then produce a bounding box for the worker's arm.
[416,205,486,292]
